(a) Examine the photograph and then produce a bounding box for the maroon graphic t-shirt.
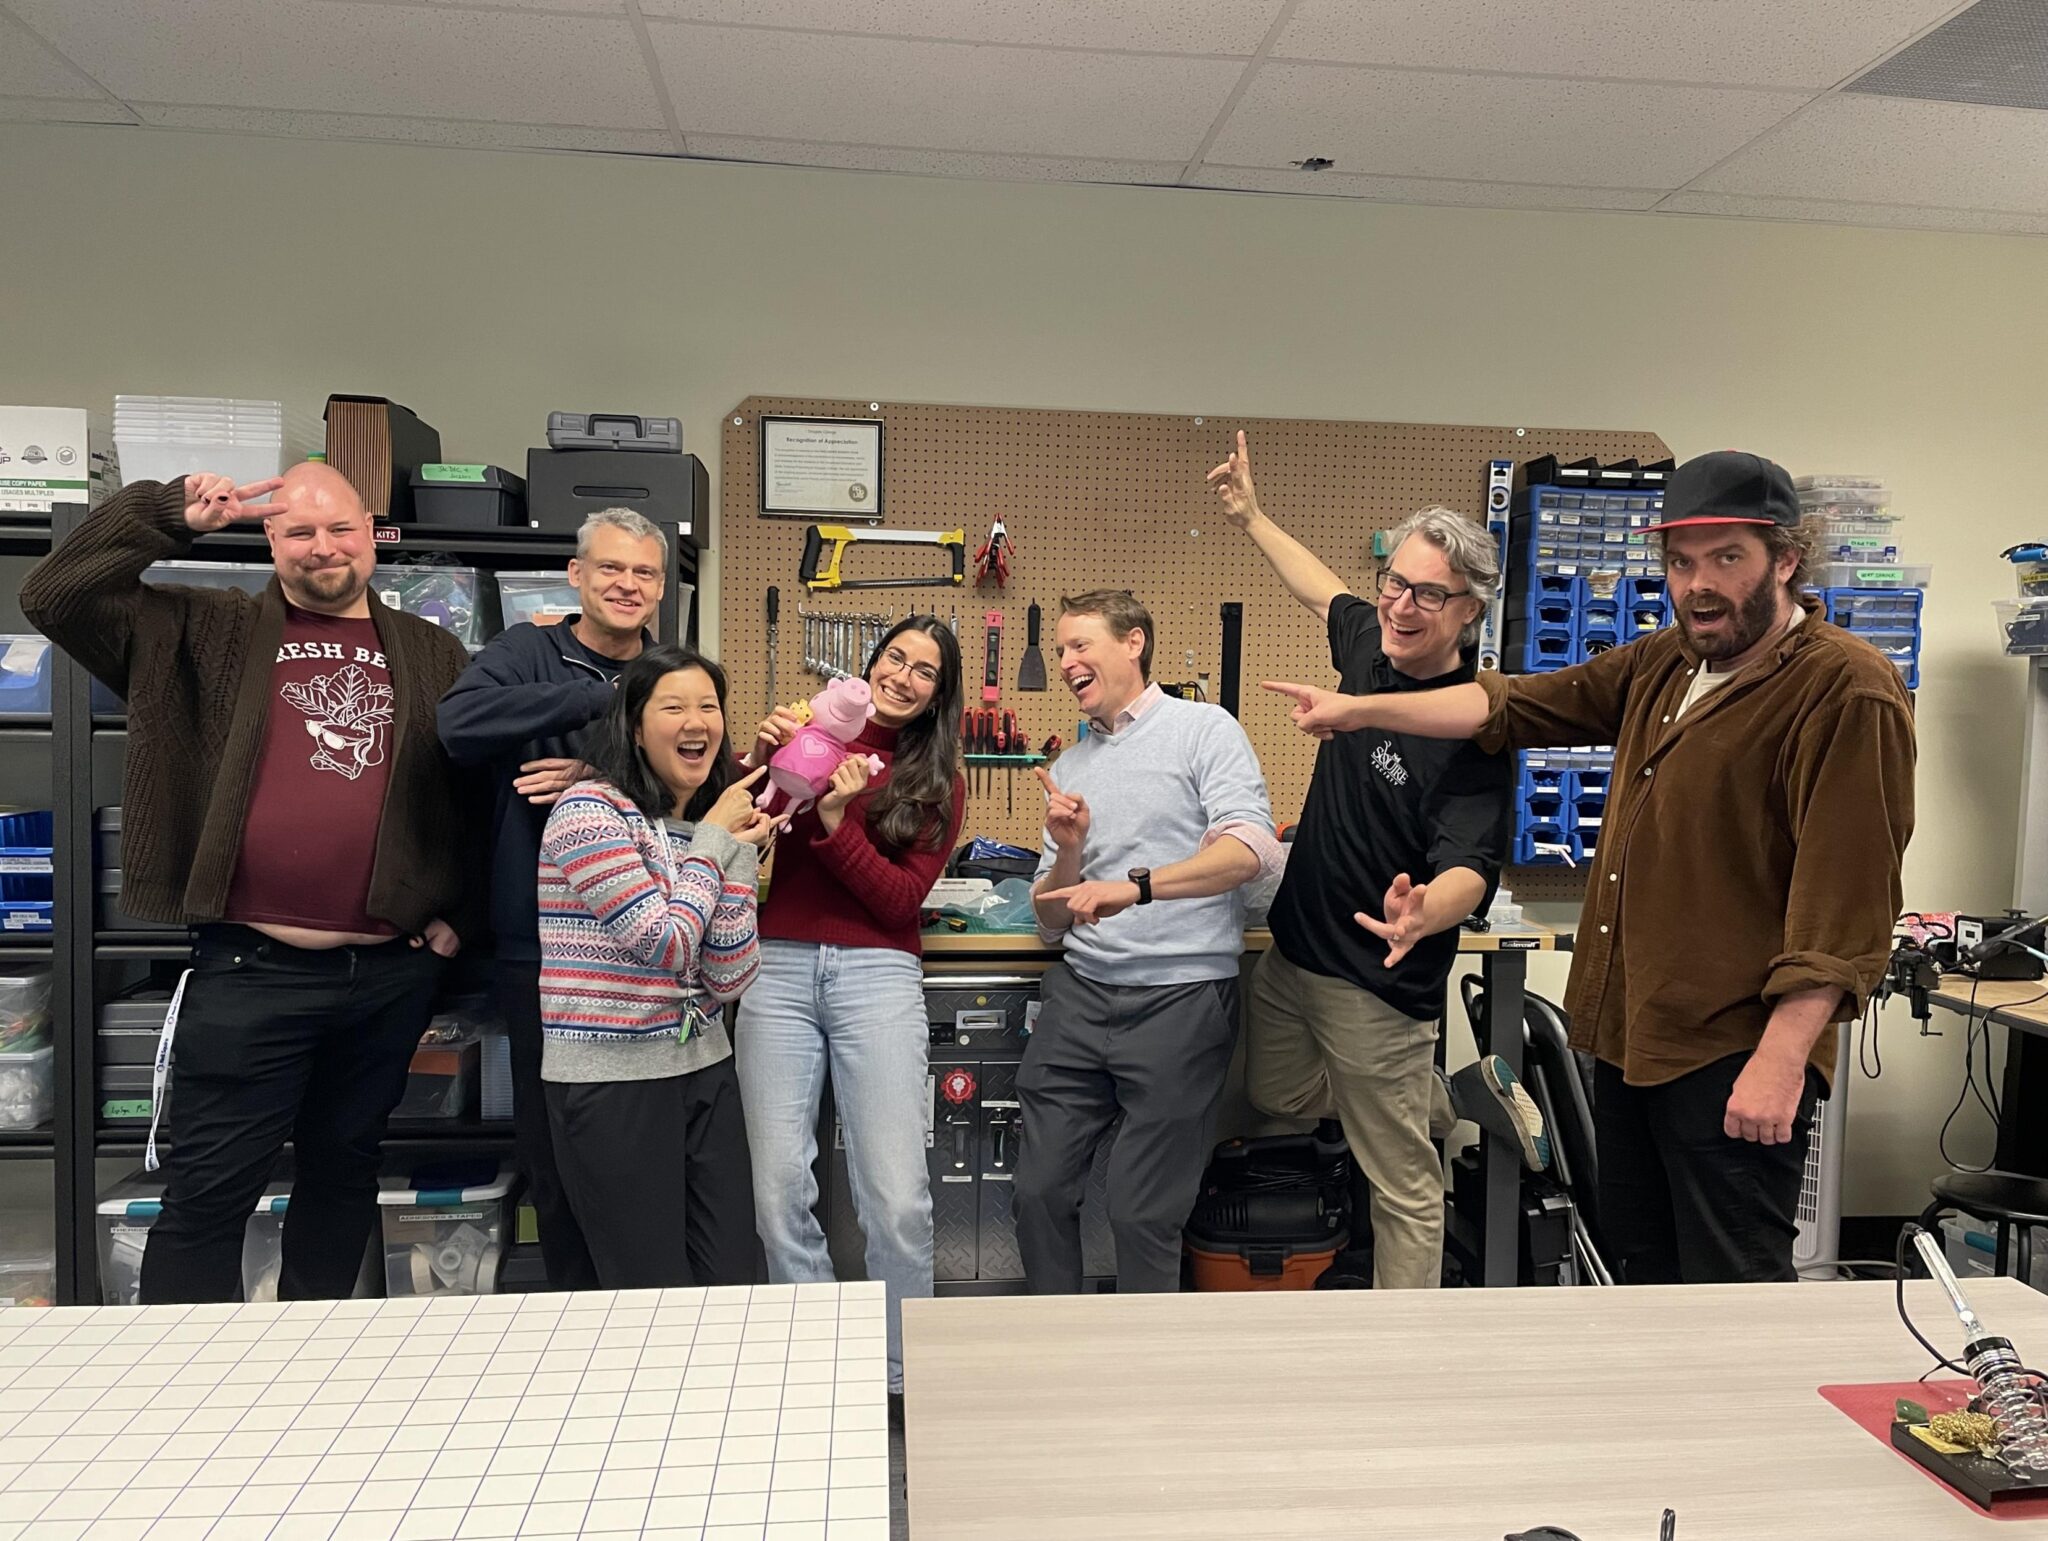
[224,606,400,935]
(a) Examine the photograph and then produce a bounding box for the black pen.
[1660,1510,1676,1541]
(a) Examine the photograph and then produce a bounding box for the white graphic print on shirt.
[279,646,393,781]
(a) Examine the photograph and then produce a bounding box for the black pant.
[492,959,599,1291]
[545,1058,758,1289]
[139,926,445,1304]
[1014,965,1240,1294]
[1595,1051,1823,1284]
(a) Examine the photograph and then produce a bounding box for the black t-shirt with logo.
[1266,593,1514,1019]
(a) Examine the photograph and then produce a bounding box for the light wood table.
[1929,974,2048,1176]
[904,1278,2048,1540]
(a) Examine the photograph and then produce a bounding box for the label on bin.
[103,1099,153,1119]
[1854,568,1904,583]
[419,464,489,482]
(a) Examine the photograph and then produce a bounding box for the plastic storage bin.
[1997,600,2048,657]
[377,566,489,647]
[0,636,53,718]
[410,464,527,528]
[0,811,53,931]
[1814,561,1930,590]
[495,570,581,629]
[0,968,52,1049]
[0,1040,52,1130]
[95,1174,295,1305]
[142,559,273,597]
[480,1028,514,1121]
[0,1211,54,1307]
[97,992,172,1125]
[379,1162,515,1296]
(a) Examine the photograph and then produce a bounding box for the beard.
[1676,570,1780,662]
[288,562,366,608]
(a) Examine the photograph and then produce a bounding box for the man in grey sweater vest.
[1018,590,1281,1293]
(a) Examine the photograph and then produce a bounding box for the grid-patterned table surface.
[0,1282,891,1541]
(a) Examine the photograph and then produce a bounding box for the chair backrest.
[1458,976,1601,1240]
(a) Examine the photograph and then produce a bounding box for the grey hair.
[576,507,669,564]
[1386,507,1501,648]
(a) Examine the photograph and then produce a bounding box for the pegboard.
[720,397,1670,903]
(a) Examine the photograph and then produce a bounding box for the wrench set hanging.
[798,604,896,682]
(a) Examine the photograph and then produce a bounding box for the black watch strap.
[1128,868,1153,905]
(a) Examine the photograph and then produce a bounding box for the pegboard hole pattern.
[723,397,1669,904]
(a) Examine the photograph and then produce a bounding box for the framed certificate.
[760,415,885,518]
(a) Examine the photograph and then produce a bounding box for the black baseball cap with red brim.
[1646,451,1800,531]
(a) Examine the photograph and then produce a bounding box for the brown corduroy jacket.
[1476,599,1916,1089]
[22,480,483,937]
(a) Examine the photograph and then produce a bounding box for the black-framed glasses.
[878,645,941,687]
[1377,569,1471,613]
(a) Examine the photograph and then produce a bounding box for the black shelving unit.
[33,501,700,1302]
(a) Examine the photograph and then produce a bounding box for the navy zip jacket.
[437,616,645,960]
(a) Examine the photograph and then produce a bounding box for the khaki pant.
[1245,947,1448,1290]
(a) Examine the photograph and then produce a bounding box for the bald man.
[26,466,483,1303]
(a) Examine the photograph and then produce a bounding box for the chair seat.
[1931,1169,2048,1229]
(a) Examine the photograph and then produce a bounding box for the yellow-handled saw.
[800,524,966,592]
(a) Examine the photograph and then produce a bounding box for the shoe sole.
[1479,1055,1552,1172]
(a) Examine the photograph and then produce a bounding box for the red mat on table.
[1819,1380,2048,1520]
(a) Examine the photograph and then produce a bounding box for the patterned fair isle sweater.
[538,779,760,1085]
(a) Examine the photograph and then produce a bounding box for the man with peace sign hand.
[26,463,483,1304]
[1212,431,1523,1291]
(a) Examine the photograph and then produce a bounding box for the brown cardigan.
[22,480,483,936]
[1477,600,1916,1089]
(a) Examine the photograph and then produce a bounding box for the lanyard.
[144,967,193,1173]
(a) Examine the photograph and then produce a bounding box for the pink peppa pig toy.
[757,677,886,817]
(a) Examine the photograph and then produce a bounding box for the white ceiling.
[3,0,2044,236]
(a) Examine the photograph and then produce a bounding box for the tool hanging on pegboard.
[982,610,1003,705]
[974,516,1012,588]
[764,586,780,714]
[1017,600,1047,692]
[801,523,965,591]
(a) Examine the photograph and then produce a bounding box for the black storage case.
[524,449,706,548]
[408,465,528,529]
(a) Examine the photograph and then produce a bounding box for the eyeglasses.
[1377,569,1471,613]
[879,646,941,688]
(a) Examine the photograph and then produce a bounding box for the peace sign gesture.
[1206,430,1264,530]
[183,473,287,533]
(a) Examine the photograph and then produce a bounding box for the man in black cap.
[1261,451,1916,1283]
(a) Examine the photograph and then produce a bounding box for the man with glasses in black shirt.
[1209,432,1525,1289]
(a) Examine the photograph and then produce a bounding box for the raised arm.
[1209,431,1347,622]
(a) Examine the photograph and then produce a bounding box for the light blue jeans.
[735,940,932,1391]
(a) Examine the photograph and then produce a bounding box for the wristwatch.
[1127,867,1153,905]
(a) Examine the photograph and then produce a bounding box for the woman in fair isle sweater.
[738,615,965,1407]
[538,643,784,1288]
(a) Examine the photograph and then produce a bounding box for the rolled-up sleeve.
[1764,689,1916,1014]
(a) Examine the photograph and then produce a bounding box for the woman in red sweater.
[737,615,964,1404]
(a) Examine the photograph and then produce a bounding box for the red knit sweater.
[758,719,966,955]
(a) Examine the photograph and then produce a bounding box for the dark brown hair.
[860,615,963,853]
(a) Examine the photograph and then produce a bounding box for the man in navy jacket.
[438,508,669,1289]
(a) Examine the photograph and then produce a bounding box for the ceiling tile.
[1208,62,1807,188]
[687,135,1183,185]
[1190,164,1665,209]
[638,0,1279,54]
[645,23,1242,159]
[6,0,666,127]
[1691,94,2048,213]
[0,96,135,123]
[0,9,106,98]
[130,103,674,152]
[1658,190,2048,236]
[1274,0,1960,90]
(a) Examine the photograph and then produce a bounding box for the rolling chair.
[1459,976,1612,1286]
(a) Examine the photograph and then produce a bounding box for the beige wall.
[5,122,2045,1217]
